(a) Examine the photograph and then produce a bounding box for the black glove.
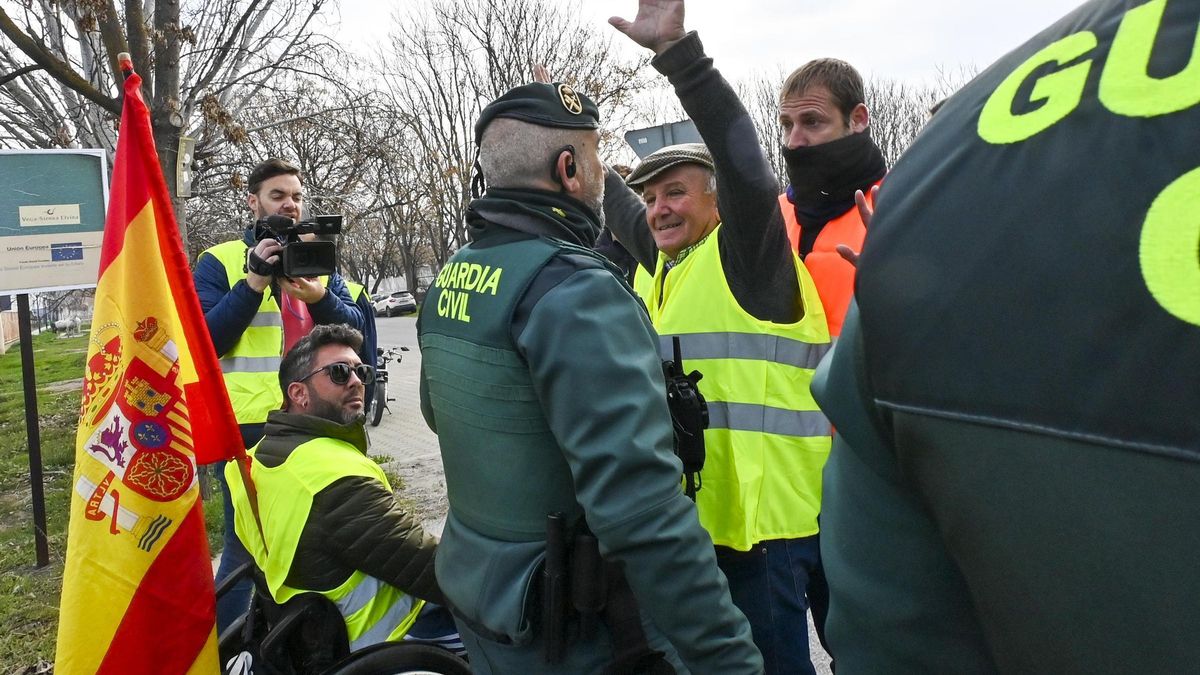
[246,247,276,277]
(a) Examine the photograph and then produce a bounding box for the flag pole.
[117,52,133,78]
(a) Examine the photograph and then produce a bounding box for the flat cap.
[474,82,600,144]
[625,143,714,188]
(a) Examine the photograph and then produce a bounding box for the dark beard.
[306,389,364,426]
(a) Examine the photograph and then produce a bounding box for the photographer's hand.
[246,239,282,293]
[282,275,327,303]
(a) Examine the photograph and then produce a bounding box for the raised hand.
[532,63,552,84]
[837,185,881,267]
[835,244,860,267]
[609,0,686,55]
[855,185,879,229]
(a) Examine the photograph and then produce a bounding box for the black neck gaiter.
[783,131,887,255]
[467,188,603,248]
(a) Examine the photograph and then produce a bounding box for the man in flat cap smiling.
[416,82,761,673]
[605,0,834,672]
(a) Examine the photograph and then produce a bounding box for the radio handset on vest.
[663,336,708,500]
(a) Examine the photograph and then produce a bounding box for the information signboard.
[0,149,109,294]
[624,120,702,158]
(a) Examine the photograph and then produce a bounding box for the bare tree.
[376,0,652,267]
[184,69,400,267]
[0,0,344,244]
[736,69,788,186]
[863,77,942,169]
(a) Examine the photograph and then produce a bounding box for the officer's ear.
[552,145,582,193]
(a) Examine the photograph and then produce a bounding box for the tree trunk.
[153,123,189,247]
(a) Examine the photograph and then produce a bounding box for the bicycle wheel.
[369,381,387,427]
[329,642,471,675]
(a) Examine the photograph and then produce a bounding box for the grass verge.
[0,331,87,672]
[0,333,414,672]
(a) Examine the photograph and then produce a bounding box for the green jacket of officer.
[417,81,761,675]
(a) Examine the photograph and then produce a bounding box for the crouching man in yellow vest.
[226,324,461,654]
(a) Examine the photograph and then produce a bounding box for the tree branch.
[0,64,42,88]
[0,7,120,116]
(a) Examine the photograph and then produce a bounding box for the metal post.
[16,294,50,567]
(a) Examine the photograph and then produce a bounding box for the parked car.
[373,291,417,317]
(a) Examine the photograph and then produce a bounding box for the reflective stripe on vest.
[248,313,284,328]
[648,225,832,550]
[218,356,283,373]
[225,436,425,648]
[331,573,420,650]
[660,332,832,372]
[706,401,831,438]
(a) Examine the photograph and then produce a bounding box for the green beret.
[474,82,600,145]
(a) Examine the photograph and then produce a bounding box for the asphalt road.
[367,313,448,531]
[369,312,834,674]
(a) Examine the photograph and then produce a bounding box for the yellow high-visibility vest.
[203,241,327,424]
[633,264,654,304]
[344,280,367,303]
[647,226,832,550]
[226,436,424,649]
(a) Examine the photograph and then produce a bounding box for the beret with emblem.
[474,82,600,144]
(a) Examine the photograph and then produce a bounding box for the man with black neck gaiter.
[779,59,887,338]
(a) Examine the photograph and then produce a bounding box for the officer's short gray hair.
[479,118,595,189]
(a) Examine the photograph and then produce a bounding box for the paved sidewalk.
[369,315,447,534]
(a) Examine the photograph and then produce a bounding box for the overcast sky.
[333,0,1087,85]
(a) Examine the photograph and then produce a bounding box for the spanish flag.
[55,56,241,674]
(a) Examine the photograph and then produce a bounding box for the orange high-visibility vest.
[780,180,881,337]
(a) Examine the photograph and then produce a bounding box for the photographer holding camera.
[194,158,367,633]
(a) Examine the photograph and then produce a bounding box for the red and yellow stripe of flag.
[56,64,242,674]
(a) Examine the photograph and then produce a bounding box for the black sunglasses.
[296,362,375,386]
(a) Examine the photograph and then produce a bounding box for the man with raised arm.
[606,1,833,672]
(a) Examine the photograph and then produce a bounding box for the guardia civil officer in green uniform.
[813,0,1200,672]
[417,83,762,674]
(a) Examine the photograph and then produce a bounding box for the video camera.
[253,213,343,277]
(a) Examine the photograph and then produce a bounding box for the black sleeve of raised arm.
[602,168,658,273]
[654,32,801,323]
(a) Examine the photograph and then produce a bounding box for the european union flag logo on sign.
[51,242,84,261]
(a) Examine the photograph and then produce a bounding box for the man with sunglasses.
[225,323,461,654]
[197,158,369,632]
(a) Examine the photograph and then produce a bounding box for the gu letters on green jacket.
[431,261,504,323]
